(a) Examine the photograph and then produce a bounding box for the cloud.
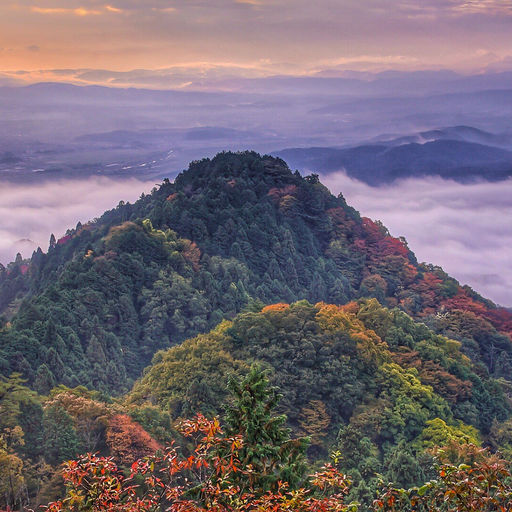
[0,171,510,309]
[234,0,264,6]
[1,0,512,73]
[397,0,512,17]
[320,172,512,307]
[0,177,154,265]
[0,63,275,89]
[450,0,512,15]
[31,6,102,16]
[105,4,123,13]
[311,54,420,73]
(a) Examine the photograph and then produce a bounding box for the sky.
[1,0,512,86]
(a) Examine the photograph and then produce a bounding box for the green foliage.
[384,442,425,489]
[414,418,480,452]
[224,365,309,492]
[0,151,510,398]
[128,299,512,505]
[42,404,80,465]
[1,151,512,508]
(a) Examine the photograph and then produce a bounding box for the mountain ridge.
[1,151,511,395]
[274,134,512,185]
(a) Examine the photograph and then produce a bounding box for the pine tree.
[34,364,55,395]
[385,441,424,489]
[224,365,308,493]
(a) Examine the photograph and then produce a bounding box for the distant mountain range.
[2,75,512,183]
[274,126,512,185]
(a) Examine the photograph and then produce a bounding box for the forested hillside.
[2,300,512,509]
[2,151,512,510]
[1,151,511,395]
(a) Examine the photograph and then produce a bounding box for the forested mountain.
[2,300,512,509]
[2,151,512,510]
[1,151,511,395]
[127,299,512,502]
[274,138,512,185]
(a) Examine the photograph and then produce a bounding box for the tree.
[105,414,161,465]
[42,404,79,465]
[0,436,25,511]
[224,365,309,493]
[45,414,354,512]
[384,442,424,489]
[375,445,512,512]
[299,399,331,449]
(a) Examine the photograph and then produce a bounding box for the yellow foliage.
[299,400,331,445]
[315,303,390,365]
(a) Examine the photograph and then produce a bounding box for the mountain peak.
[1,151,512,398]
[174,151,296,190]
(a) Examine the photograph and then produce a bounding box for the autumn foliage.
[45,414,512,512]
[106,414,162,465]
[46,414,354,512]
[375,445,512,511]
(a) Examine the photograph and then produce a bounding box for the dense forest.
[1,151,512,510]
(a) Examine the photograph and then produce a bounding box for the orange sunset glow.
[1,0,512,87]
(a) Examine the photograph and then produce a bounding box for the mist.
[0,177,154,264]
[321,172,512,307]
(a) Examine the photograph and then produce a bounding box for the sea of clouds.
[0,177,155,265]
[1,174,510,307]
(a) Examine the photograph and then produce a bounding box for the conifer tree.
[42,404,79,465]
[224,364,308,493]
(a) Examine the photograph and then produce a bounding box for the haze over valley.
[1,71,512,306]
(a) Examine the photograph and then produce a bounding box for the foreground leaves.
[45,414,355,512]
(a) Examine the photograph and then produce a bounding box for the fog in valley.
[1,171,510,307]
[0,177,155,265]
[1,68,512,306]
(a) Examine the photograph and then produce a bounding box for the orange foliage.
[326,207,358,241]
[404,272,444,315]
[442,290,512,338]
[359,218,409,258]
[166,193,177,201]
[182,239,201,271]
[486,307,512,338]
[106,414,162,465]
[267,184,298,201]
[391,349,472,403]
[261,303,290,313]
[340,301,359,314]
[48,414,353,512]
[315,303,389,365]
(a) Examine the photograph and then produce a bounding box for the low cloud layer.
[321,173,512,307]
[0,177,154,265]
